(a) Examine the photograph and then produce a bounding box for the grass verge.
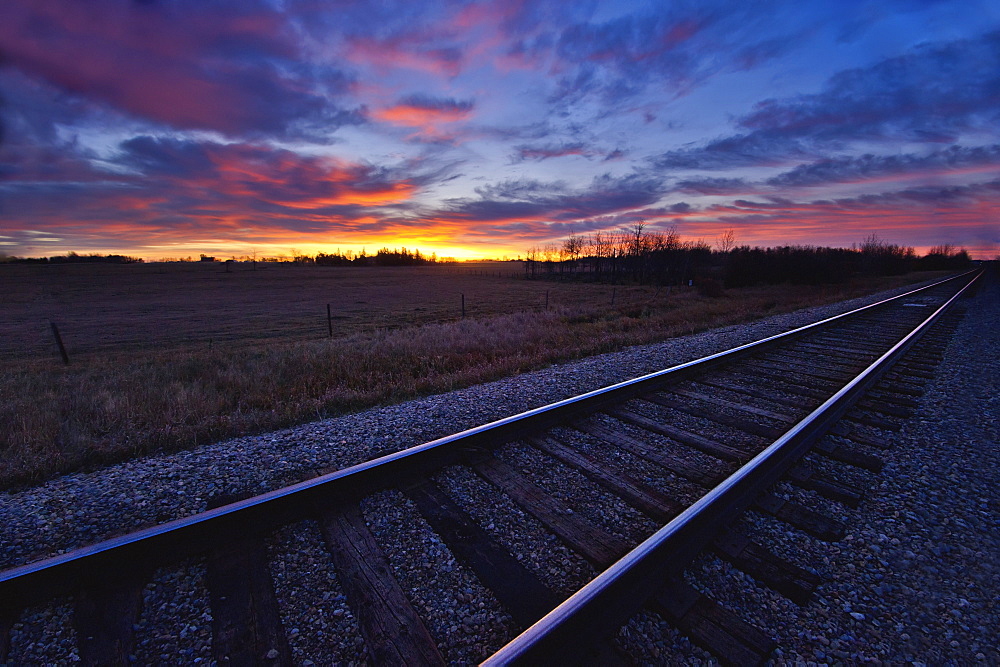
[0,275,935,489]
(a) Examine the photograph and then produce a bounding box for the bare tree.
[630,221,646,258]
[591,231,613,277]
[928,243,955,256]
[859,232,886,254]
[716,228,736,253]
[562,233,584,261]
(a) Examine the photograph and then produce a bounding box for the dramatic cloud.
[674,177,751,195]
[654,135,815,171]
[426,172,670,243]
[739,31,1000,143]
[344,32,467,78]
[665,144,1000,196]
[1,136,452,252]
[2,1,998,258]
[372,94,475,142]
[766,144,1000,188]
[655,30,1000,172]
[695,179,1000,255]
[514,2,805,110]
[0,0,361,139]
[509,142,603,162]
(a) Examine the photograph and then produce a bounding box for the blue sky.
[1,0,998,259]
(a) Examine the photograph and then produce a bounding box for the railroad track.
[0,269,982,665]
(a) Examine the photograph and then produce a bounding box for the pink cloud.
[343,32,465,77]
[0,0,333,136]
[371,95,474,142]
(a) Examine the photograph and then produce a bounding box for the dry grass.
[0,262,940,489]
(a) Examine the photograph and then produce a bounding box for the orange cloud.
[373,104,471,127]
[273,181,418,209]
[180,144,421,210]
[371,95,474,142]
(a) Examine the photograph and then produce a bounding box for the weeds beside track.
[0,264,947,489]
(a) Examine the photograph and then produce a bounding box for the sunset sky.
[1,0,998,260]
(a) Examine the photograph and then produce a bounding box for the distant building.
[200,254,216,262]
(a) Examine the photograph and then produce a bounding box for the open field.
[1,261,535,360]
[0,262,947,489]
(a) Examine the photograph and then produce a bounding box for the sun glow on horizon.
[123,240,520,263]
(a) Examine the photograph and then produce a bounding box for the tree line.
[1,248,446,266]
[313,247,440,266]
[1,252,143,264]
[525,225,972,288]
[525,224,713,285]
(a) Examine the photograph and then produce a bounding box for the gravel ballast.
[765,271,1000,663]
[671,270,998,664]
[2,271,996,663]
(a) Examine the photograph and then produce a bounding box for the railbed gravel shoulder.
[767,276,1000,664]
[678,273,999,664]
[2,274,996,663]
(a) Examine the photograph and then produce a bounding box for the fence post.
[461,293,466,318]
[50,321,70,365]
[327,304,333,337]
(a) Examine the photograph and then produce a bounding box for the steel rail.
[0,269,978,608]
[482,269,982,665]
